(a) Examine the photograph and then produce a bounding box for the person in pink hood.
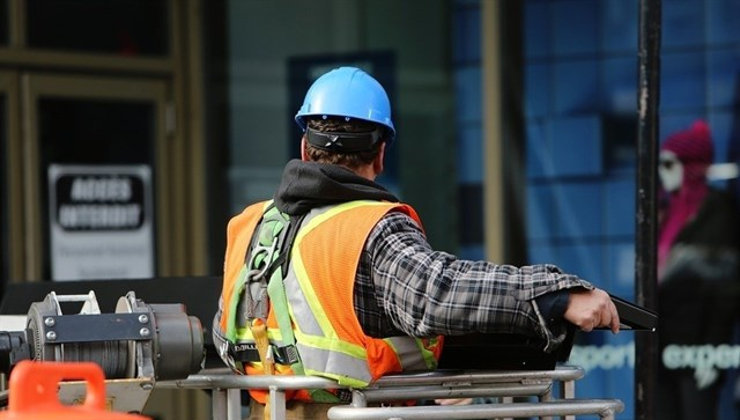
[656,120,740,420]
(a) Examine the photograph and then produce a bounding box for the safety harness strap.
[263,215,341,403]
[267,257,303,373]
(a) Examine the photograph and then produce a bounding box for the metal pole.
[211,389,228,420]
[635,0,661,420]
[226,389,242,420]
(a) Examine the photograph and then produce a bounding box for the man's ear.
[301,136,309,161]
[373,142,386,176]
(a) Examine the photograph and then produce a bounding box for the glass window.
[0,0,8,46]
[525,63,550,118]
[552,0,598,56]
[37,98,156,279]
[452,6,480,64]
[707,0,740,44]
[524,1,549,59]
[26,0,168,56]
[523,0,638,415]
[526,120,551,179]
[552,59,599,115]
[709,111,734,164]
[549,116,602,176]
[524,1,740,418]
[526,183,556,240]
[662,0,705,49]
[661,51,707,111]
[707,49,740,108]
[600,0,637,54]
[553,181,603,238]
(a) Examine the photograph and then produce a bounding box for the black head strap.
[306,126,384,153]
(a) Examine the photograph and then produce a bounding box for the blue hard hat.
[295,66,396,142]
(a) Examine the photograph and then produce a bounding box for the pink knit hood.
[657,120,713,277]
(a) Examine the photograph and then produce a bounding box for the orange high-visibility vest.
[217,200,443,402]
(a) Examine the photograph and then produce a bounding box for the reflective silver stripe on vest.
[282,208,325,336]
[296,342,373,385]
[283,266,324,336]
[385,337,429,371]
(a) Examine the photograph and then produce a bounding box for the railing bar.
[157,374,340,390]
[362,384,550,401]
[373,367,584,387]
[326,399,624,420]
[159,367,585,391]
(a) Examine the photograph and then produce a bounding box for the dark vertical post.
[635,0,661,419]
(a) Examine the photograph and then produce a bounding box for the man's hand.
[563,288,620,333]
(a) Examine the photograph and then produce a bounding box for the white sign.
[48,165,154,281]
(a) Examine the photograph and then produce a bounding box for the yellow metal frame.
[482,1,504,263]
[0,71,22,283]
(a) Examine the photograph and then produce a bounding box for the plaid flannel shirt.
[354,211,593,351]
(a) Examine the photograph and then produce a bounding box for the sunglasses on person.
[659,157,679,170]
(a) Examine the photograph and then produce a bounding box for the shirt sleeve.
[365,211,592,351]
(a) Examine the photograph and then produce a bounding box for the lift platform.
[158,366,624,420]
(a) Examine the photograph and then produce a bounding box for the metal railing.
[157,366,624,420]
[328,400,625,420]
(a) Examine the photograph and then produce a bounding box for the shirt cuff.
[534,289,570,327]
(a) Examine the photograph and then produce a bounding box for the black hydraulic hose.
[635,0,661,419]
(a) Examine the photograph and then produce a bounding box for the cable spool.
[26,293,131,379]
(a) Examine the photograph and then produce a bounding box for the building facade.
[1,1,739,418]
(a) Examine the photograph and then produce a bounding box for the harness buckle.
[229,342,300,366]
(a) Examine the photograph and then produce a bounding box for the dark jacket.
[658,189,740,346]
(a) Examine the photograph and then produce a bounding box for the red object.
[0,361,150,420]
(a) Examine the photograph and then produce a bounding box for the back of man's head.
[295,67,395,171]
[304,117,385,170]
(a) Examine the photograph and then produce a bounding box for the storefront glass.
[523,0,740,418]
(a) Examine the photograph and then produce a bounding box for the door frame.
[0,71,22,283]
[20,73,178,280]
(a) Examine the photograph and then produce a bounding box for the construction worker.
[213,66,620,420]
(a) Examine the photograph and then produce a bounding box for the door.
[20,73,177,281]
